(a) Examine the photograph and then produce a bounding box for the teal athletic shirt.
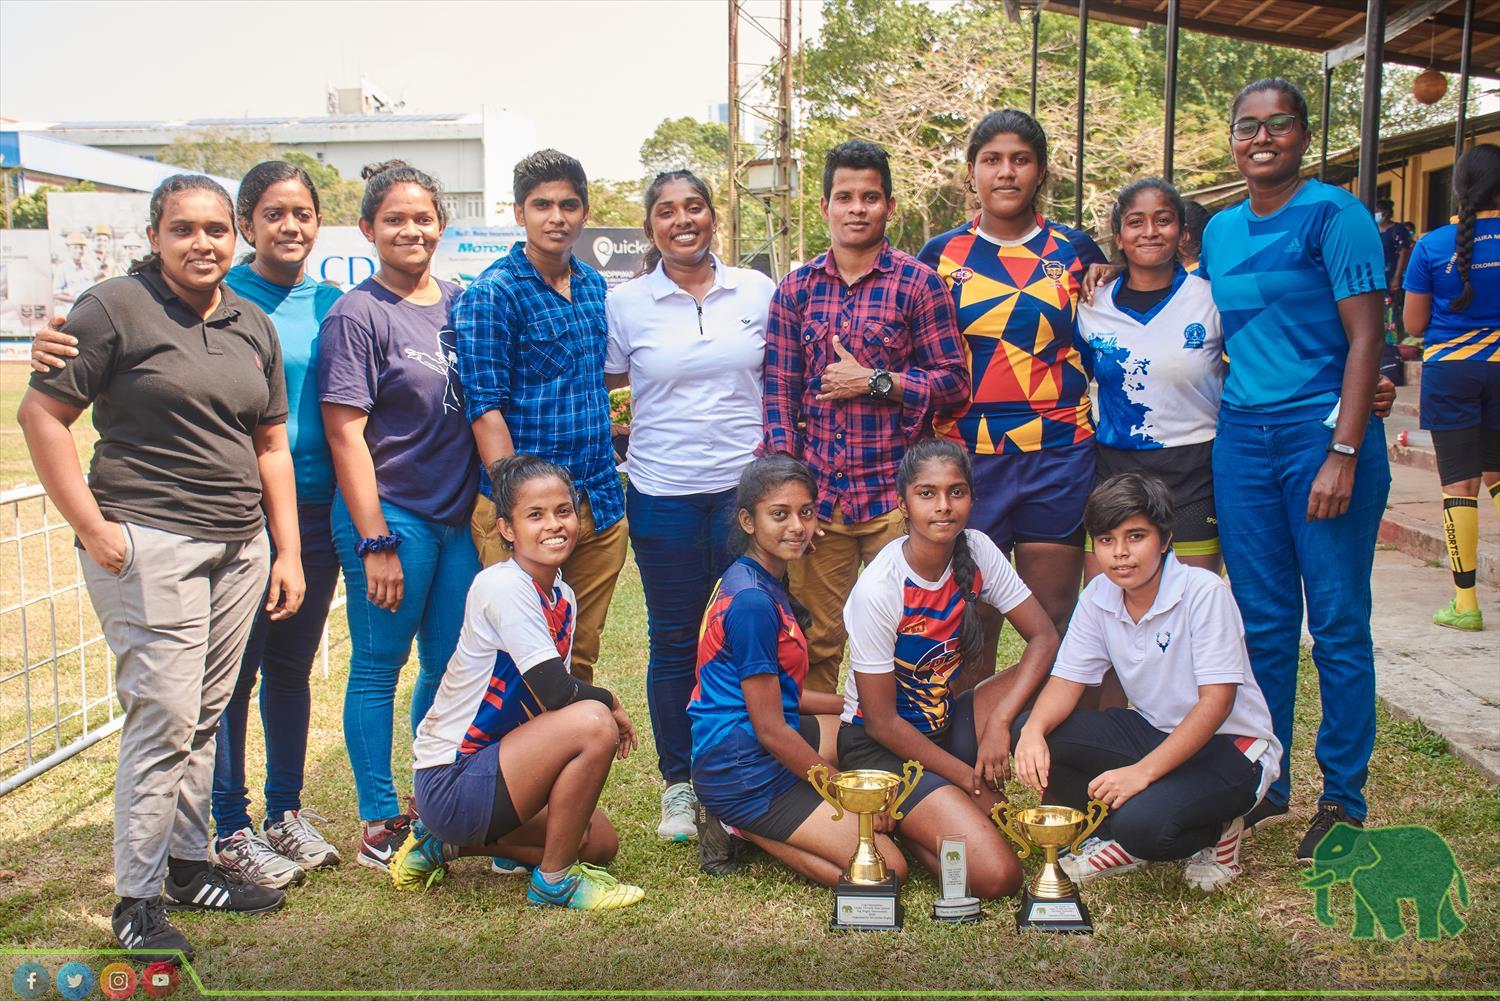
[225,263,344,504]
[1201,180,1385,424]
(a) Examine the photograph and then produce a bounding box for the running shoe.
[211,827,305,889]
[697,804,743,876]
[1242,797,1291,836]
[1297,802,1362,865]
[526,863,645,911]
[263,809,342,869]
[112,896,194,966]
[657,781,698,842]
[389,819,448,891]
[1059,836,1146,884]
[489,855,532,876]
[164,865,284,914]
[1183,817,1245,891]
[1434,599,1483,632]
[357,814,411,871]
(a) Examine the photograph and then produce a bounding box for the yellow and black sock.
[1442,494,1480,613]
[1489,480,1500,516]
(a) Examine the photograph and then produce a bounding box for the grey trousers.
[82,522,270,898]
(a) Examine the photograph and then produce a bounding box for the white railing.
[0,483,345,796]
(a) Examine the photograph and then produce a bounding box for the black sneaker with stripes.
[165,864,285,914]
[112,896,194,966]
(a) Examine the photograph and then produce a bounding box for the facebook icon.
[11,962,49,999]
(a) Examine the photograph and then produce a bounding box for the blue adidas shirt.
[1201,180,1385,423]
[226,264,344,504]
[1402,212,1500,363]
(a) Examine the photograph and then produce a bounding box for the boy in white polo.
[1011,472,1280,891]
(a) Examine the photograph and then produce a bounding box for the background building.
[8,83,537,225]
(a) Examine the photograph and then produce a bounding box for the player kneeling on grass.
[688,455,903,885]
[389,456,644,910]
[1011,472,1281,891]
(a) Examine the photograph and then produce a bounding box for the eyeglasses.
[1231,113,1301,141]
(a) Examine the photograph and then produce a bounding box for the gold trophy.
[808,761,923,931]
[992,800,1108,934]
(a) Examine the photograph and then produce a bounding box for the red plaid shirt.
[762,242,970,523]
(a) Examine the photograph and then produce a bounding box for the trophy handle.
[990,802,1032,860]
[806,763,844,822]
[1070,799,1110,854]
[888,759,924,821]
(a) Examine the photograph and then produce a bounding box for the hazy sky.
[0,0,819,180]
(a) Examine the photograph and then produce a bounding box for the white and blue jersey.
[1201,180,1385,424]
[1078,267,1224,450]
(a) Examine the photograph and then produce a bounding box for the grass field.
[1,361,1496,997]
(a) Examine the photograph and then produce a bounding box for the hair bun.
[361,159,410,181]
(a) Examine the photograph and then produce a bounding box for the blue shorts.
[1421,359,1500,432]
[969,440,1095,550]
[413,741,520,848]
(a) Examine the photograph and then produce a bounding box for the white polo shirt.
[1053,553,1281,798]
[605,257,775,496]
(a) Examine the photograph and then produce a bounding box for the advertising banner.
[46,191,151,320]
[0,229,53,358]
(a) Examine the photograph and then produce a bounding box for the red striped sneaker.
[1060,836,1145,884]
[1184,816,1245,891]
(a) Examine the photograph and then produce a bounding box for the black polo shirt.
[29,268,287,542]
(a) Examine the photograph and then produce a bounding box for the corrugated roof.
[1039,0,1500,78]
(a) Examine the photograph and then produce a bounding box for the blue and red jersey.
[688,557,810,827]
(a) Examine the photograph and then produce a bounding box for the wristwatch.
[1327,441,1358,457]
[867,370,894,400]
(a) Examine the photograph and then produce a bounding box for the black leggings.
[1010,708,1261,861]
[1431,426,1500,485]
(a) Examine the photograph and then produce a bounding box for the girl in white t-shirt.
[838,439,1060,898]
[390,456,645,911]
[1012,472,1281,891]
[1078,179,1226,578]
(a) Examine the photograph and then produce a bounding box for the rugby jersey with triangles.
[919,214,1107,454]
[412,558,574,769]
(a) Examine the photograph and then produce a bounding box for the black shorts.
[835,690,979,816]
[1092,440,1219,556]
[734,715,824,843]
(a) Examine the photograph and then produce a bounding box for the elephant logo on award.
[1302,824,1469,941]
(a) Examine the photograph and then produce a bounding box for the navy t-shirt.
[317,277,478,526]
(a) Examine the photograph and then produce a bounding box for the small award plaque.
[931,835,982,922]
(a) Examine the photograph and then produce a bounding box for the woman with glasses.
[1198,79,1389,865]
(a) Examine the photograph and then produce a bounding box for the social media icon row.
[10,961,177,999]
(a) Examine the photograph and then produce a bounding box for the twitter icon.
[56,962,93,1001]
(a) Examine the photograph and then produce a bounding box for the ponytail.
[948,529,985,668]
[1447,144,1500,314]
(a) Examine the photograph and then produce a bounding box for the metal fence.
[0,483,345,797]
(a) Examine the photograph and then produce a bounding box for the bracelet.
[356,532,403,558]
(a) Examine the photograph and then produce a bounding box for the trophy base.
[1016,890,1093,934]
[932,896,983,923]
[830,875,904,931]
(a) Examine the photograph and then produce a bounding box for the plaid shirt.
[452,243,623,530]
[762,242,969,523]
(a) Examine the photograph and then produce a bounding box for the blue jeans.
[627,483,738,784]
[1212,416,1390,821]
[212,503,341,835]
[332,493,480,821]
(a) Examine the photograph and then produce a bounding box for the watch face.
[872,372,893,397]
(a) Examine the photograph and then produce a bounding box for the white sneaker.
[212,827,306,889]
[1059,836,1146,884]
[263,810,342,869]
[1184,817,1244,891]
[656,782,698,842]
